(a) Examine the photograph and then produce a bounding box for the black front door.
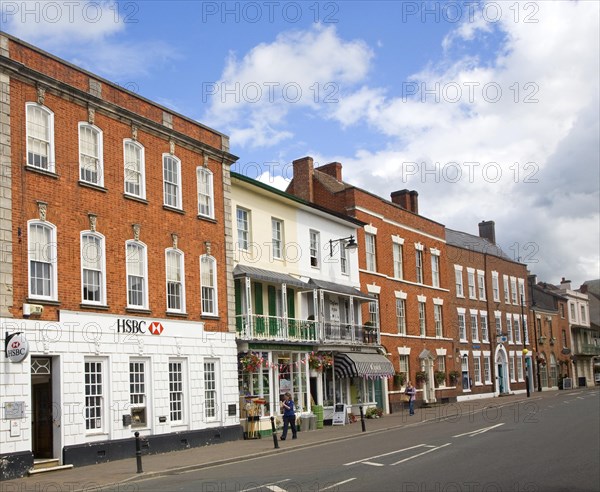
[32,377,53,458]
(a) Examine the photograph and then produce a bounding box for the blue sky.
[2,1,599,287]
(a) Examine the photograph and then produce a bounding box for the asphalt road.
[128,390,599,492]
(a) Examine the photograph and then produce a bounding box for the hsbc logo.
[116,319,164,336]
[148,322,164,336]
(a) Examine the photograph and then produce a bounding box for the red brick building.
[287,157,456,411]
[0,34,240,479]
[445,222,532,399]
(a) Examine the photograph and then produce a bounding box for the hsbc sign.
[117,319,164,336]
[5,333,30,362]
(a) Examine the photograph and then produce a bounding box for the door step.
[29,459,73,475]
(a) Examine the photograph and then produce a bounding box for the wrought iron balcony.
[577,343,600,356]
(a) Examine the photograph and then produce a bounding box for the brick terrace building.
[528,276,572,390]
[0,34,240,479]
[287,157,455,412]
[446,222,532,399]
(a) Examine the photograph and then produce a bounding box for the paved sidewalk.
[1,393,536,492]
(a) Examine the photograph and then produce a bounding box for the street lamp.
[328,235,358,257]
[521,294,531,398]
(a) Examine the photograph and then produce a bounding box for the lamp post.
[521,294,530,398]
[328,235,358,257]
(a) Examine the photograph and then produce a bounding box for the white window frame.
[340,240,348,275]
[163,153,182,209]
[467,268,476,299]
[204,359,220,421]
[365,233,377,272]
[455,266,464,297]
[477,270,486,300]
[480,313,489,342]
[495,314,502,337]
[165,248,186,313]
[129,359,149,427]
[396,298,406,335]
[415,249,423,284]
[271,218,283,260]
[580,305,587,323]
[514,315,522,344]
[458,311,467,341]
[483,356,492,383]
[28,220,58,300]
[26,102,55,172]
[399,354,409,375]
[509,355,516,382]
[200,255,218,316]
[434,304,443,338]
[503,275,510,303]
[79,122,104,186]
[506,315,513,344]
[470,312,479,342]
[169,359,185,423]
[124,139,146,199]
[126,240,148,309]
[393,242,403,279]
[197,166,214,218]
[492,271,500,302]
[517,354,524,381]
[81,231,106,305]
[310,230,320,268]
[510,277,518,304]
[84,358,105,433]
[236,207,250,251]
[437,355,446,373]
[473,356,482,385]
[418,301,426,336]
[431,254,440,287]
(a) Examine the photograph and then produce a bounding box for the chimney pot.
[318,162,343,181]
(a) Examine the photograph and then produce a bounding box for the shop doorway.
[31,357,54,459]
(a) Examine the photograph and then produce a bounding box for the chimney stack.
[318,162,343,181]
[409,190,419,215]
[478,220,496,244]
[391,190,412,212]
[290,156,314,202]
[560,277,572,290]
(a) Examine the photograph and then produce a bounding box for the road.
[126,390,599,492]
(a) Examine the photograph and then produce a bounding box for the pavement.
[0,392,554,491]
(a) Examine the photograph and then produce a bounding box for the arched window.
[196,166,214,218]
[200,255,218,316]
[79,122,104,186]
[81,232,106,304]
[126,240,148,309]
[124,140,146,198]
[28,220,57,300]
[165,248,185,313]
[26,103,55,171]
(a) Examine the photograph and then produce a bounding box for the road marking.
[453,423,504,438]
[391,443,452,465]
[321,478,357,491]
[363,461,385,466]
[577,397,585,400]
[344,444,427,466]
[241,480,290,492]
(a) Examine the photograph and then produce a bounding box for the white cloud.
[1,1,177,79]
[203,25,374,148]
[321,1,599,286]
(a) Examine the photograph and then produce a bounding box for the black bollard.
[134,431,143,473]
[359,405,366,433]
[270,416,279,449]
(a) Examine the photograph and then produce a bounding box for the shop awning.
[233,265,310,289]
[334,352,395,379]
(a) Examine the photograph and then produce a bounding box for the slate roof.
[445,228,514,261]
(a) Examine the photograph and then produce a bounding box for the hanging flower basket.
[308,352,333,371]
[393,372,407,388]
[434,371,446,387]
[240,352,262,373]
[415,371,428,385]
[449,370,461,385]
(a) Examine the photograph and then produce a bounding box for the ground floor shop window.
[169,360,184,423]
[129,360,147,427]
[85,359,104,432]
[204,360,219,420]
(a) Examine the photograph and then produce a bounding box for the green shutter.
[234,279,242,332]
[254,283,264,334]
[268,285,278,336]
[287,288,296,337]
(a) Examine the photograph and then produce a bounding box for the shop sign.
[116,319,164,336]
[5,333,29,362]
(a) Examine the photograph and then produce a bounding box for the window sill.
[79,180,108,192]
[201,314,220,320]
[24,165,59,179]
[126,307,151,315]
[26,298,60,306]
[166,312,188,318]
[197,214,217,223]
[80,303,110,310]
[124,193,149,205]
[163,205,185,215]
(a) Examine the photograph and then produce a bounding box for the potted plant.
[449,370,461,385]
[415,371,428,386]
[434,371,446,387]
[308,352,333,372]
[393,371,407,388]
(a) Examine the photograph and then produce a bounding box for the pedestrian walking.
[280,392,297,440]
[405,381,416,416]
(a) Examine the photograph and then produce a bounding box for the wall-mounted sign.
[5,333,29,362]
[4,401,26,419]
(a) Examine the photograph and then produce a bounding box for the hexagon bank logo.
[148,322,164,336]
